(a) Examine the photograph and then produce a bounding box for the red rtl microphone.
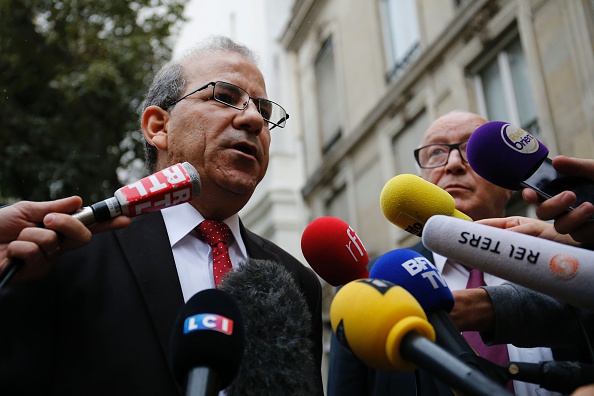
[72,162,201,225]
[0,162,201,290]
[301,216,369,286]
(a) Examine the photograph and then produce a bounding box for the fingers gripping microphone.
[369,249,509,385]
[301,216,369,286]
[380,174,472,236]
[0,162,201,290]
[219,259,318,395]
[72,162,201,225]
[467,121,594,208]
[330,278,512,396]
[169,289,245,396]
[422,215,594,311]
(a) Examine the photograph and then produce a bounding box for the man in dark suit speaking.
[0,35,323,395]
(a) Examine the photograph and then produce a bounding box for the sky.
[172,0,263,57]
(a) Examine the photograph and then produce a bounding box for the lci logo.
[549,254,579,280]
[184,313,234,335]
[500,123,540,154]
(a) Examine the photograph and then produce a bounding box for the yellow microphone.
[330,278,513,396]
[330,278,434,371]
[380,174,472,236]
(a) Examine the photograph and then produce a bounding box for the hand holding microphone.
[0,162,201,289]
[467,122,594,220]
[422,215,594,311]
[369,249,510,386]
[330,278,512,395]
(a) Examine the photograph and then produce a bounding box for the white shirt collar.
[160,202,248,258]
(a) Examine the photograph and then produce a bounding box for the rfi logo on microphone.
[184,313,234,335]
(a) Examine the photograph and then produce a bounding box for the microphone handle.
[429,310,509,385]
[185,367,221,396]
[507,361,594,394]
[400,331,513,396]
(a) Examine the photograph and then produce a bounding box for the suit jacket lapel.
[240,222,280,262]
[114,212,185,362]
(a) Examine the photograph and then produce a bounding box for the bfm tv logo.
[184,313,234,335]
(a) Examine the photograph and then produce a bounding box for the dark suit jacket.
[0,211,323,395]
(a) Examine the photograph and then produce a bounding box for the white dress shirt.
[433,252,561,396]
[161,203,249,302]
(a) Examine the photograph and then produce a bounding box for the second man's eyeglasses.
[414,140,469,169]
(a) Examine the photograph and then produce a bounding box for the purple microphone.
[467,121,594,209]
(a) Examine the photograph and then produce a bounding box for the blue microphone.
[370,249,508,385]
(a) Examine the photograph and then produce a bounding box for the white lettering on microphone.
[345,227,365,262]
[162,165,187,184]
[401,257,447,289]
[148,174,168,193]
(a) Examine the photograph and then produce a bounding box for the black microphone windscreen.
[169,289,245,391]
[220,259,317,396]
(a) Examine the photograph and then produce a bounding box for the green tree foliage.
[0,0,185,203]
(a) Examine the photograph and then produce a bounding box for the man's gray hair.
[141,35,259,172]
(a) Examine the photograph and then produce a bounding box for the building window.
[314,37,342,154]
[473,36,539,135]
[380,0,421,81]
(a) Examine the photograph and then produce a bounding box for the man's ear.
[142,105,170,151]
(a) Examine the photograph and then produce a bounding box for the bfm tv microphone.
[467,121,594,209]
[0,162,201,291]
[219,259,318,395]
[369,249,510,386]
[169,289,245,396]
[380,174,472,236]
[301,216,369,286]
[422,215,594,311]
[330,278,512,396]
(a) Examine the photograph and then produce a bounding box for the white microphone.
[422,215,594,311]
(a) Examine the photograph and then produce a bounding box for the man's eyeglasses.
[414,140,469,169]
[165,81,290,130]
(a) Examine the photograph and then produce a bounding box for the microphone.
[0,162,201,290]
[72,162,201,225]
[330,278,512,396]
[422,215,594,311]
[369,249,509,385]
[219,259,319,395]
[506,360,594,394]
[467,121,594,208]
[301,216,369,286]
[169,289,245,396]
[380,174,472,236]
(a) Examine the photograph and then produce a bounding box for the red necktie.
[196,220,233,288]
[462,267,515,393]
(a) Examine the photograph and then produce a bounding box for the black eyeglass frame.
[413,140,469,169]
[165,81,289,130]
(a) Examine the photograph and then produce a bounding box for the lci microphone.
[72,162,201,225]
[467,121,594,210]
[169,289,245,396]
